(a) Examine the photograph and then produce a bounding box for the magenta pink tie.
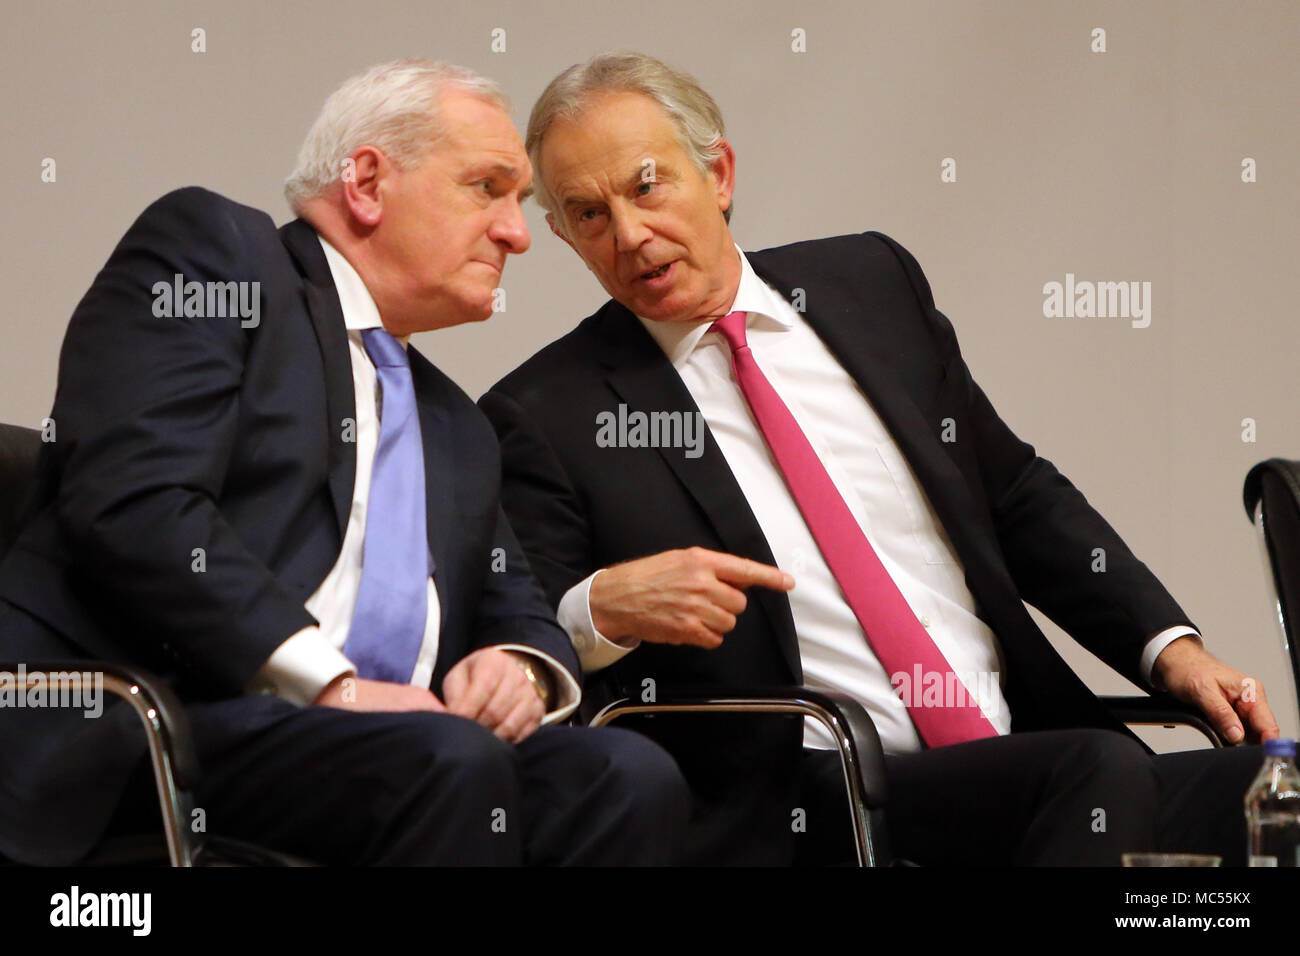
[710,311,998,748]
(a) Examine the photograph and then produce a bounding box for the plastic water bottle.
[1245,738,1300,866]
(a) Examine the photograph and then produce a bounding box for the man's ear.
[340,146,387,229]
[546,212,576,253]
[707,138,737,216]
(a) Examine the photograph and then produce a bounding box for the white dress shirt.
[559,245,1193,751]
[247,236,579,722]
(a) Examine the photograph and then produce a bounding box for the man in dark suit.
[480,53,1280,865]
[0,58,688,866]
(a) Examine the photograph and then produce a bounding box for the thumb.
[441,661,469,708]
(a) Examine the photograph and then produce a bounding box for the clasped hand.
[312,647,545,743]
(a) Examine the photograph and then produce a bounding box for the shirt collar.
[316,234,410,346]
[635,244,793,368]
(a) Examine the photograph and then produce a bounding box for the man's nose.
[611,204,652,253]
[491,197,531,254]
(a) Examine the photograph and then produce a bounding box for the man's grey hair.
[284,58,510,213]
[525,51,732,224]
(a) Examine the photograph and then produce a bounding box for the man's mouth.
[638,262,672,281]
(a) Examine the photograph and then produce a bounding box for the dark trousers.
[797,728,1264,866]
[0,594,690,866]
[106,695,691,865]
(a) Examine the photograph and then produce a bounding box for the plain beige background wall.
[3,1,1297,741]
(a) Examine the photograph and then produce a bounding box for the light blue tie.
[343,327,431,682]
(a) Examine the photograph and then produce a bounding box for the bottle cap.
[1264,738,1297,758]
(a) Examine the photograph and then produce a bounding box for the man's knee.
[394,713,518,794]
[1008,729,1158,864]
[1047,728,1158,811]
[555,726,691,826]
[1061,728,1151,768]
[358,713,523,862]
[326,711,521,834]
[606,728,690,813]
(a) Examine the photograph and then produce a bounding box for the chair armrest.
[1102,693,1225,748]
[1,659,201,865]
[589,684,891,865]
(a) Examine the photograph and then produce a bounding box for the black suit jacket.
[0,187,577,864]
[480,230,1194,863]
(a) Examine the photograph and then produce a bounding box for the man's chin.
[627,296,697,323]
[421,296,496,331]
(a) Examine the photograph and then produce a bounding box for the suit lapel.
[279,219,357,541]
[594,305,802,681]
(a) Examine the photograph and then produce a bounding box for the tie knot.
[709,311,749,353]
[361,327,409,368]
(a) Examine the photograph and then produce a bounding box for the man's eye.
[480,180,494,193]
[636,181,655,196]
[578,209,598,221]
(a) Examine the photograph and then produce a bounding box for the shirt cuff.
[494,644,582,724]
[557,570,640,674]
[1141,626,1202,690]
[246,625,356,707]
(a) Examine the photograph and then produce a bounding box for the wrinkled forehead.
[437,95,528,158]
[539,93,687,195]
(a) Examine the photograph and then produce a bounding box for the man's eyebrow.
[559,164,668,210]
[466,161,534,200]
[467,161,527,185]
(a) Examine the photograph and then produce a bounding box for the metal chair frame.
[1245,458,1300,724]
[591,687,890,866]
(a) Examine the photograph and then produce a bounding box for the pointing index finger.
[710,553,795,591]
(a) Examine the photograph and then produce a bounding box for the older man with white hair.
[0,58,688,866]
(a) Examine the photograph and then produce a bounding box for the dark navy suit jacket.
[0,187,577,864]
[480,231,1195,863]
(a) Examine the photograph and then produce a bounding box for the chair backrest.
[0,423,42,561]
[1243,458,1300,701]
